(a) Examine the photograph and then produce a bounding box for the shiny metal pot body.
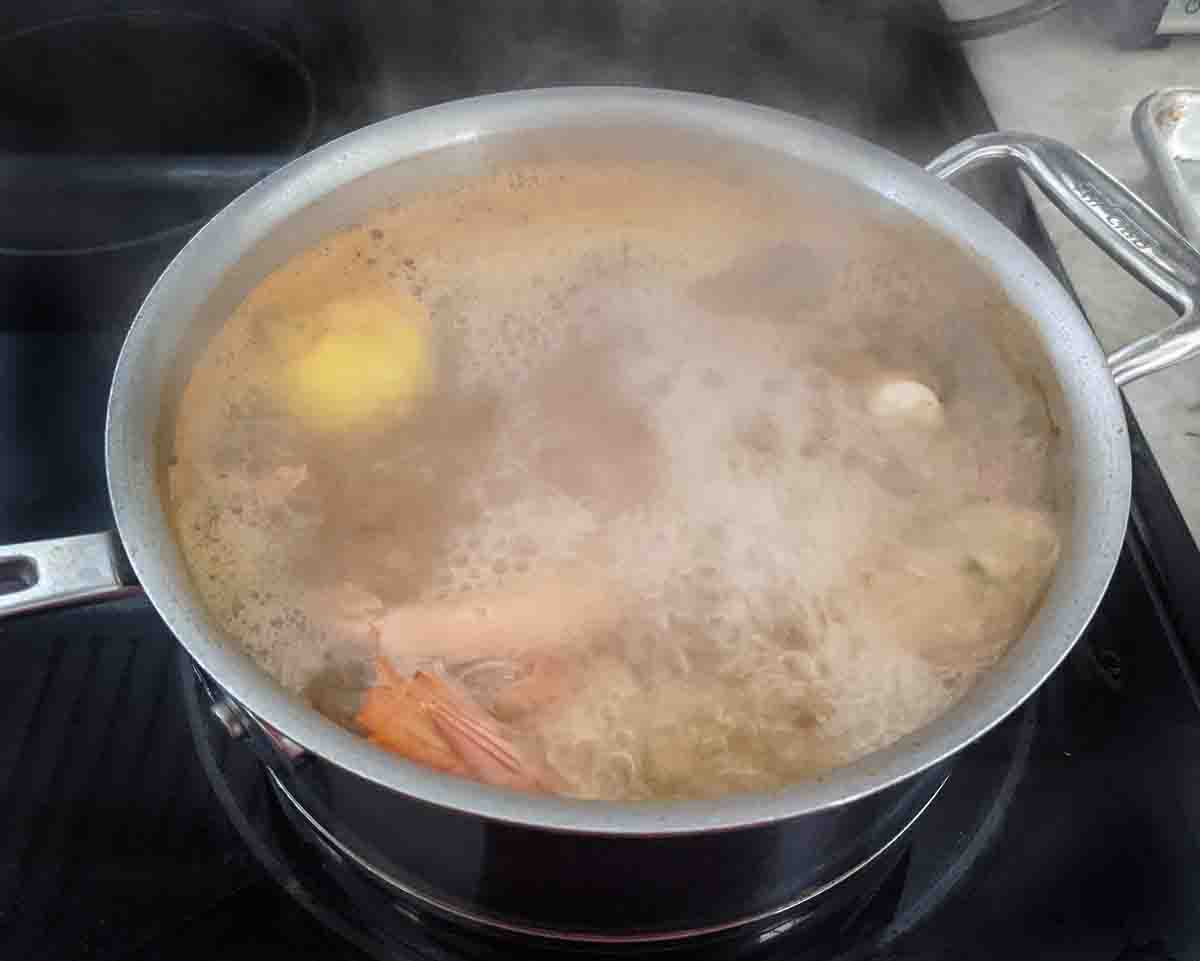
[4,89,1199,941]
[251,712,948,940]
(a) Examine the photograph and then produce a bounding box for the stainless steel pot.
[3,88,1198,941]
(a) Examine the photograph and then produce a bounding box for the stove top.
[2,3,1199,960]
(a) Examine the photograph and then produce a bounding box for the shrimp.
[314,571,621,665]
[355,658,565,794]
[374,574,620,664]
[354,658,468,776]
[334,572,619,789]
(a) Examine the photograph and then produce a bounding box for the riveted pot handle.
[0,531,141,618]
[190,663,308,764]
[927,132,1200,386]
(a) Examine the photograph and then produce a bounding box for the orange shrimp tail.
[354,659,467,775]
[354,659,565,795]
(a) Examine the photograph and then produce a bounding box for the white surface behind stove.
[941,2,1200,539]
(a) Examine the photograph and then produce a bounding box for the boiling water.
[170,156,1067,800]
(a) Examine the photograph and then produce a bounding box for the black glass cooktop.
[2,3,1199,960]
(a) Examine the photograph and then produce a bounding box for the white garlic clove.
[867,378,944,429]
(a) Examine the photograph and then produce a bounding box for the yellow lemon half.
[284,291,434,431]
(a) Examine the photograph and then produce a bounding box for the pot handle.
[926,132,1200,386]
[0,531,140,618]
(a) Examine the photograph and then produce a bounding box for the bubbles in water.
[170,153,1066,802]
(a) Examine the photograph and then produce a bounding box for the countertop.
[941,2,1200,539]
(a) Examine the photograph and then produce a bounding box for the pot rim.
[107,86,1129,836]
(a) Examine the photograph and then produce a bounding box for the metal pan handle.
[0,531,140,617]
[926,132,1200,386]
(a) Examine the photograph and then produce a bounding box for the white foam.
[170,157,1067,801]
